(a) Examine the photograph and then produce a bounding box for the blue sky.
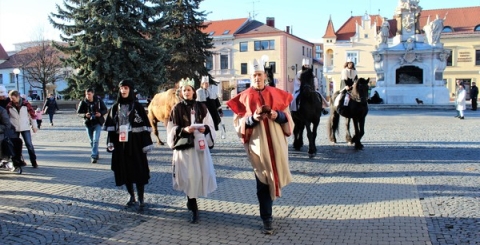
[1,0,479,51]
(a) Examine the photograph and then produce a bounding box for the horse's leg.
[292,113,304,150]
[309,116,320,156]
[148,111,164,145]
[356,116,366,150]
[345,118,353,144]
[304,122,315,157]
[327,109,339,144]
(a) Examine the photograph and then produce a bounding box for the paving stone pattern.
[0,108,479,245]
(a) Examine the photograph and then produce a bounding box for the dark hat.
[119,79,135,90]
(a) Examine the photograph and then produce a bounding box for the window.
[475,25,480,32]
[254,40,275,51]
[241,63,248,74]
[0,74,3,84]
[476,50,480,66]
[364,34,368,38]
[346,51,359,64]
[239,42,248,52]
[302,46,305,55]
[205,55,213,71]
[442,26,453,33]
[209,31,215,36]
[268,62,276,73]
[220,55,228,69]
[446,53,452,66]
[223,30,230,34]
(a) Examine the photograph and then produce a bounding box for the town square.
[0,0,479,244]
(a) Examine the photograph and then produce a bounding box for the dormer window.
[223,30,230,34]
[442,26,453,33]
[209,31,215,36]
[475,25,480,32]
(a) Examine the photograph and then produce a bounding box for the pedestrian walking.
[470,82,478,111]
[77,88,108,163]
[35,108,43,129]
[167,78,217,224]
[104,80,153,211]
[226,58,294,234]
[454,80,463,117]
[43,93,59,126]
[6,90,38,168]
[456,83,466,119]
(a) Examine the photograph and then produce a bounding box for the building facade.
[322,4,480,102]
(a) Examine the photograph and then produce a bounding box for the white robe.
[167,111,217,198]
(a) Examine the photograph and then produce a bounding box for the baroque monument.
[371,0,450,104]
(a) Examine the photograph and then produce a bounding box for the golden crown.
[179,78,195,88]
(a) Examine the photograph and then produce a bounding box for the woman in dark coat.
[42,94,59,126]
[104,80,153,211]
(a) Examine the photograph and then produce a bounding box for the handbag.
[173,134,194,150]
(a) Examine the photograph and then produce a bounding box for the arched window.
[474,25,480,31]
[442,26,453,33]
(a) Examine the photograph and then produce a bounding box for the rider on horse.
[334,60,358,112]
[290,58,328,113]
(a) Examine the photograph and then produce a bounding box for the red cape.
[227,86,293,116]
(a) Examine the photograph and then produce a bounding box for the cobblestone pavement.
[0,108,479,245]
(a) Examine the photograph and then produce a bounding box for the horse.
[327,77,370,150]
[265,66,275,87]
[147,88,180,145]
[291,68,323,158]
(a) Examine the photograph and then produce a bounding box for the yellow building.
[322,6,480,101]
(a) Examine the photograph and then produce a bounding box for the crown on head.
[179,78,195,88]
[201,76,209,84]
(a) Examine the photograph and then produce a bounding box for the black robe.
[104,102,152,186]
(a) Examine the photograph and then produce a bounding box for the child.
[35,108,43,129]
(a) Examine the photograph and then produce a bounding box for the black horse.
[328,78,370,150]
[292,68,323,157]
[265,66,275,87]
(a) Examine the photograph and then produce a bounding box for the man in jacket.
[470,82,478,111]
[7,90,38,168]
[77,88,108,163]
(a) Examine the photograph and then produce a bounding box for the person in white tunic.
[167,78,217,224]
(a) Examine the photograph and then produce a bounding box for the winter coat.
[6,98,37,132]
[43,98,59,114]
[456,89,466,111]
[77,97,108,126]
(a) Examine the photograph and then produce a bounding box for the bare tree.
[14,40,65,100]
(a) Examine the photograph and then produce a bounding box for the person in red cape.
[227,58,293,235]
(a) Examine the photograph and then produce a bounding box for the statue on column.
[379,18,390,45]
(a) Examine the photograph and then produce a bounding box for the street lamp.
[13,68,20,91]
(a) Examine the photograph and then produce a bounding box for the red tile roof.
[333,6,480,40]
[335,15,384,41]
[322,18,337,38]
[0,44,8,60]
[0,44,62,69]
[419,6,480,34]
[203,18,250,36]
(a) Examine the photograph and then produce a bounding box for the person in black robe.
[104,79,153,211]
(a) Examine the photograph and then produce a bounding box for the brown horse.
[147,88,180,145]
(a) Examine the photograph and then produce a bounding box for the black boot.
[137,184,145,211]
[187,197,199,224]
[126,183,136,206]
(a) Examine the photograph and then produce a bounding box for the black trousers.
[472,97,477,110]
[256,175,273,222]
